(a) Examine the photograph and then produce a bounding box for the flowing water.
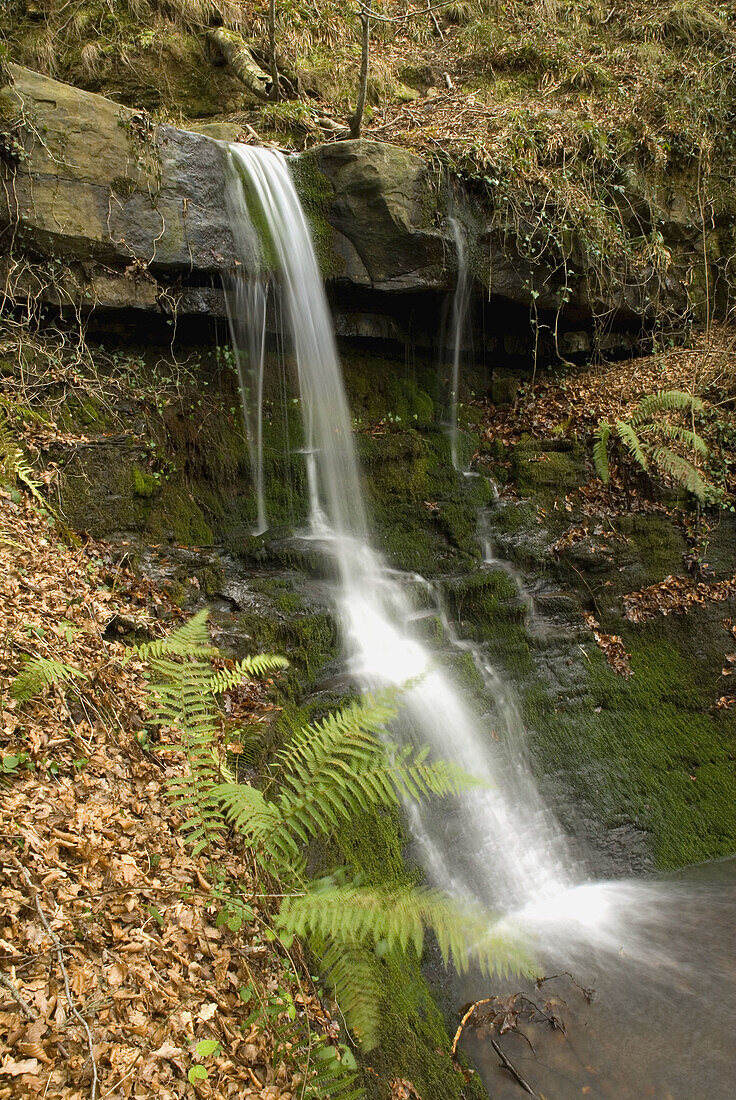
[223,144,736,1096]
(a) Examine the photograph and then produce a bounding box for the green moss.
[147,483,213,544]
[131,465,159,498]
[531,620,736,868]
[446,569,524,630]
[512,439,586,495]
[291,150,340,278]
[329,731,487,1100]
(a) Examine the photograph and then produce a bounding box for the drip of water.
[223,145,735,1092]
[447,217,471,471]
[225,274,269,534]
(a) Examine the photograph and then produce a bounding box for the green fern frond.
[139,617,225,856]
[278,744,478,851]
[213,779,295,858]
[11,657,87,703]
[592,421,611,483]
[615,420,648,471]
[320,940,383,1051]
[209,653,289,694]
[650,446,707,501]
[305,1052,364,1100]
[273,696,477,858]
[279,884,529,982]
[128,608,214,661]
[0,415,53,512]
[272,1020,364,1097]
[275,693,399,781]
[630,389,704,426]
[657,423,709,457]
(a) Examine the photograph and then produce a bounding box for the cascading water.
[225,143,575,915]
[223,144,736,1095]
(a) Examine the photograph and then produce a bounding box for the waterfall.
[222,144,736,1090]
[224,143,576,916]
[447,217,471,471]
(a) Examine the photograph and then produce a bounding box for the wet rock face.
[1,65,694,348]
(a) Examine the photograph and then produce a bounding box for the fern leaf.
[306,1052,365,1099]
[615,420,648,471]
[272,1020,365,1097]
[657,424,709,458]
[273,697,478,859]
[213,781,285,842]
[137,616,226,856]
[11,657,87,703]
[128,609,214,662]
[279,884,530,983]
[650,446,707,501]
[592,421,611,483]
[320,940,383,1051]
[209,653,289,694]
[630,389,704,426]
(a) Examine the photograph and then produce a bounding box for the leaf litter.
[0,487,344,1100]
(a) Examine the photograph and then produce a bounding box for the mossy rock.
[512,438,586,495]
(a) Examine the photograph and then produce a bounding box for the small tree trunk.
[207,27,272,101]
[350,4,371,139]
[268,0,280,102]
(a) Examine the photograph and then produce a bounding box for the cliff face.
[0,64,709,361]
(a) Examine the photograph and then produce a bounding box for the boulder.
[1,65,234,276]
[311,140,446,292]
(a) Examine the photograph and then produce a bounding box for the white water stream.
[223,145,735,1093]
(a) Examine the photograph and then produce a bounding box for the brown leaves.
[583,613,632,678]
[389,1079,422,1099]
[623,574,736,622]
[0,489,333,1100]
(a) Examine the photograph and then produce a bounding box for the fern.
[127,609,215,661]
[657,423,709,457]
[592,387,711,502]
[280,883,529,984]
[11,657,87,703]
[615,419,648,471]
[592,420,611,483]
[136,611,285,856]
[140,612,527,1052]
[214,695,479,877]
[630,389,704,426]
[651,446,707,501]
[273,1020,364,1098]
[319,940,383,1051]
[209,653,289,695]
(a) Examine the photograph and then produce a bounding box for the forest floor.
[474,324,736,514]
[0,488,339,1099]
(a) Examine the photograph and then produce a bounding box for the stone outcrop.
[0,64,707,354]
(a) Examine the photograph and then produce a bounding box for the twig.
[18,865,98,1100]
[490,1038,541,1098]
[451,996,496,1058]
[0,969,37,1020]
[428,0,444,40]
